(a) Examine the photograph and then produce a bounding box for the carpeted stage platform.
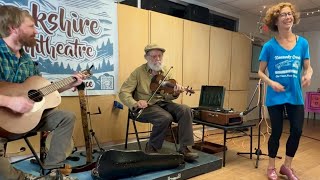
[12,141,222,179]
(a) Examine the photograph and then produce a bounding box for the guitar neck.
[39,76,75,95]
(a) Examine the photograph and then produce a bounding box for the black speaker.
[209,13,237,31]
[142,0,170,14]
[184,4,209,25]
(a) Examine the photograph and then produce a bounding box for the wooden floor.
[190,119,320,180]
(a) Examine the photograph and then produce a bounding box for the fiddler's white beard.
[147,61,163,72]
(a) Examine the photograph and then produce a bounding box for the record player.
[192,86,242,125]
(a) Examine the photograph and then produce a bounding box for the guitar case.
[91,149,184,180]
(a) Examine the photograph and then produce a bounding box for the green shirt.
[119,63,178,109]
[0,38,40,83]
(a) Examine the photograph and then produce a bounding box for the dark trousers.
[137,101,194,150]
[267,104,304,158]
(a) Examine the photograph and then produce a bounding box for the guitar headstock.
[80,65,94,77]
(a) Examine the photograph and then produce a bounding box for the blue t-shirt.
[259,36,310,106]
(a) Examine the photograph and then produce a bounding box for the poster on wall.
[0,0,118,96]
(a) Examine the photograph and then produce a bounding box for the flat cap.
[144,43,166,53]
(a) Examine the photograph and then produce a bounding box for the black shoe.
[145,142,158,154]
[179,147,199,162]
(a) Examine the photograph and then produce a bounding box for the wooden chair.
[124,109,178,151]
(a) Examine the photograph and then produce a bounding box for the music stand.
[237,81,281,168]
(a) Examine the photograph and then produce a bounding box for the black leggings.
[267,104,304,158]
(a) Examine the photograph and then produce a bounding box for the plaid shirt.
[0,38,40,83]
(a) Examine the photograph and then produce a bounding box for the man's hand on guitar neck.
[0,95,34,113]
[58,72,88,93]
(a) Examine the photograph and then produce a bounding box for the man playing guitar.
[0,5,86,180]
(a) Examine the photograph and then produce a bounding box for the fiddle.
[132,67,193,120]
[150,74,195,96]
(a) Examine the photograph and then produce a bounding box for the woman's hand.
[301,74,311,88]
[270,81,285,92]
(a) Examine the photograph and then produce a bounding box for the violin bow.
[133,66,173,120]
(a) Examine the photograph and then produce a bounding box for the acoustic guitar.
[0,66,93,140]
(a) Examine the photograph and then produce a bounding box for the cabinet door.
[150,11,183,103]
[209,27,232,89]
[230,33,251,90]
[227,90,248,111]
[118,4,149,86]
[183,20,210,91]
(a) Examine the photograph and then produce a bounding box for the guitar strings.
[28,68,90,100]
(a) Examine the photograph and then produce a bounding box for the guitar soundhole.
[28,90,43,102]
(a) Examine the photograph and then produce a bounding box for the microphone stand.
[80,107,104,158]
[237,81,282,168]
[88,107,104,153]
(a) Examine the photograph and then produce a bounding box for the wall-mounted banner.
[0,0,118,96]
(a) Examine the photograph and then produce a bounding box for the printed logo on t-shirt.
[274,55,301,79]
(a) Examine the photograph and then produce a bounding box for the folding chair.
[5,132,64,175]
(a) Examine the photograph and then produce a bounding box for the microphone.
[240,106,257,116]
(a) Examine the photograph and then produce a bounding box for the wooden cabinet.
[183,20,210,91]
[230,33,251,91]
[209,27,232,89]
[150,11,183,103]
[118,4,149,86]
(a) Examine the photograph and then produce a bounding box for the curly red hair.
[264,2,300,32]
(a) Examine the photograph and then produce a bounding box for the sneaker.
[266,168,278,180]
[178,147,198,162]
[279,164,299,180]
[145,142,158,154]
